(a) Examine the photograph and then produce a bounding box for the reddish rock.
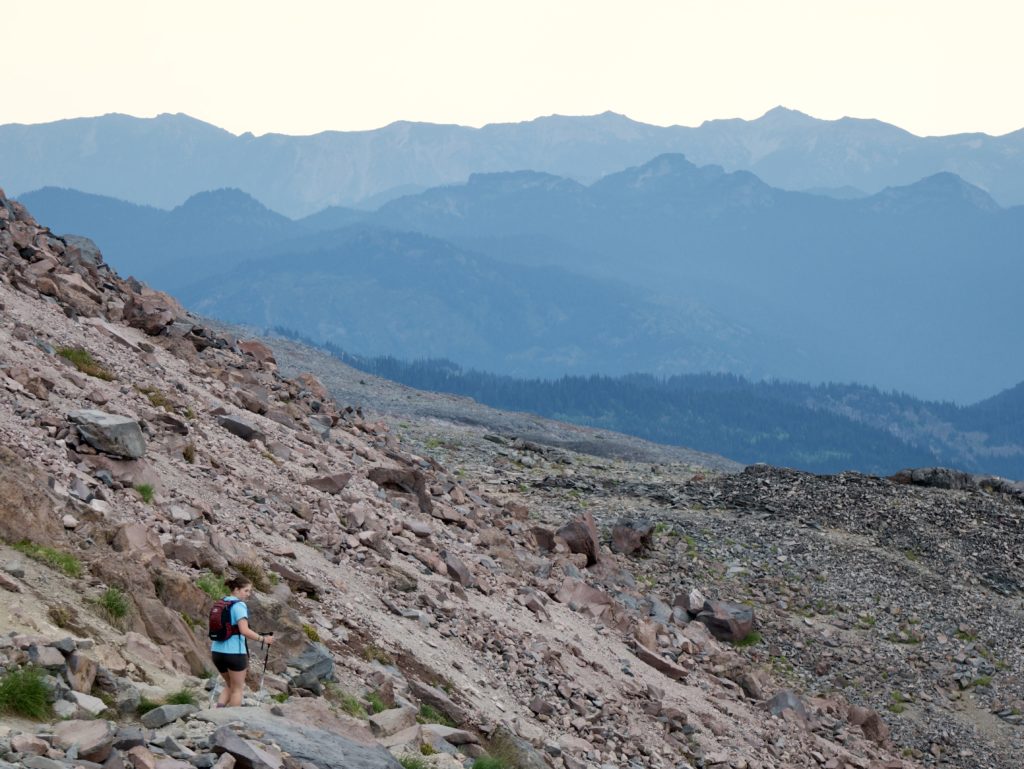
[238,340,277,367]
[306,472,352,494]
[696,600,754,642]
[610,519,655,555]
[556,512,601,566]
[123,287,184,335]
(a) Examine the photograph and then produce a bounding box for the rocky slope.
[0,187,1013,769]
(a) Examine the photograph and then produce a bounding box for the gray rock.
[23,757,66,769]
[367,706,417,737]
[216,415,265,443]
[140,704,198,728]
[487,725,549,769]
[286,643,334,693]
[766,690,809,723]
[197,711,401,769]
[69,410,147,459]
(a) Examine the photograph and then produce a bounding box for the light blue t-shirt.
[210,598,248,655]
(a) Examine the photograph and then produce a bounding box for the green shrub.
[366,690,387,714]
[136,697,161,715]
[13,541,82,578]
[134,484,155,503]
[362,644,394,665]
[417,703,455,726]
[136,385,171,410]
[0,666,52,720]
[196,573,228,600]
[165,688,197,706]
[302,624,321,643]
[56,346,113,380]
[97,586,131,623]
[336,691,367,718]
[472,758,507,769]
[734,631,762,648]
[271,692,289,703]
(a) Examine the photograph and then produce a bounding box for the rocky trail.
[0,187,1018,769]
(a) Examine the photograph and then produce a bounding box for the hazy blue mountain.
[176,226,799,380]
[18,153,1024,402]
[370,156,1024,403]
[4,108,1024,216]
[18,186,332,288]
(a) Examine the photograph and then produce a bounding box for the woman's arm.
[236,618,274,644]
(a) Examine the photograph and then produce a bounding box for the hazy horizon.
[3,1,1022,138]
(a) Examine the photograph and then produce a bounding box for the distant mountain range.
[4,108,1024,216]
[283,340,1024,479]
[20,152,1024,403]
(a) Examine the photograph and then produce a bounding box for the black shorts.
[211,651,248,673]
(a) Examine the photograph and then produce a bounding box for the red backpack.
[208,598,237,642]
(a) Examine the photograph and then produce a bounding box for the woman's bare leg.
[216,670,232,706]
[226,668,248,707]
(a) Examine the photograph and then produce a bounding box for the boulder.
[123,287,184,335]
[367,706,417,737]
[766,690,809,724]
[633,644,689,681]
[209,727,282,769]
[306,473,352,494]
[556,512,601,566]
[66,650,99,692]
[610,519,655,555]
[287,643,335,693]
[69,410,146,459]
[696,600,754,642]
[217,415,265,443]
[366,467,433,515]
[848,705,891,744]
[197,710,402,769]
[141,703,199,728]
[443,552,475,588]
[112,523,166,567]
[487,726,549,769]
[238,340,277,367]
[53,719,116,763]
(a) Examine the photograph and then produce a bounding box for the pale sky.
[3,0,1022,137]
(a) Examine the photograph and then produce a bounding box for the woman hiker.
[211,576,274,707]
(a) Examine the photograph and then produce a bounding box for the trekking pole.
[257,632,273,703]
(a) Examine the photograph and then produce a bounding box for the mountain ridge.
[5,107,1024,217]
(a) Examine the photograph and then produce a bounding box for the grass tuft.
[182,442,196,464]
[362,644,394,665]
[134,483,155,503]
[136,697,161,715]
[97,586,131,623]
[417,703,455,726]
[399,758,429,769]
[196,572,228,601]
[302,624,321,643]
[57,346,113,380]
[472,758,507,769]
[734,630,762,647]
[0,666,52,720]
[165,688,197,706]
[366,690,388,714]
[13,540,82,578]
[235,561,270,592]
